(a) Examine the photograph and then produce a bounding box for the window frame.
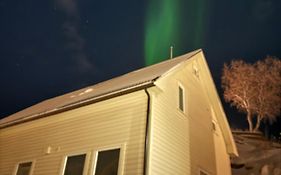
[60,151,90,175]
[178,83,186,113]
[14,160,36,175]
[91,144,125,175]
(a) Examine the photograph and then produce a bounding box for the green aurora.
[144,0,209,65]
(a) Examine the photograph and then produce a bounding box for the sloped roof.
[0,49,202,127]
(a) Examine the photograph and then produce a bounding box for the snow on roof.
[0,49,201,127]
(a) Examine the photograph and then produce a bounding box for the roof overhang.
[0,81,155,128]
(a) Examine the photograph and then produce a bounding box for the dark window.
[64,154,86,175]
[16,162,32,175]
[95,149,120,175]
[179,86,184,112]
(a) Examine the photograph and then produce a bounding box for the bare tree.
[222,60,257,132]
[253,57,281,131]
[222,57,281,132]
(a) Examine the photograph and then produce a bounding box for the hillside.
[231,131,281,175]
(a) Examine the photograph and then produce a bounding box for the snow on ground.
[231,131,281,175]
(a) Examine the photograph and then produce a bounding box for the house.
[0,49,238,175]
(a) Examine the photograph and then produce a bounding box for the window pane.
[95,149,120,175]
[16,162,32,175]
[179,86,184,111]
[64,154,86,175]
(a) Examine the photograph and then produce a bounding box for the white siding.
[148,54,217,174]
[0,90,147,175]
[211,107,232,175]
[187,55,217,175]
[147,72,191,174]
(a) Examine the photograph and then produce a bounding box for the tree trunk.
[247,111,253,132]
[254,115,262,132]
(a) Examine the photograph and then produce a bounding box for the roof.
[0,49,202,127]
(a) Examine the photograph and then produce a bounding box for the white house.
[0,49,238,175]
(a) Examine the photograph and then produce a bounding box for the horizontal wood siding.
[196,52,232,175]
[148,74,190,174]
[211,107,232,175]
[149,55,217,174]
[0,90,147,175]
[186,55,217,175]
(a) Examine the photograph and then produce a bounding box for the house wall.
[0,90,147,175]
[148,54,218,174]
[146,84,190,175]
[211,107,232,175]
[196,52,233,175]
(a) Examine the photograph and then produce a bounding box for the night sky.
[0,0,280,136]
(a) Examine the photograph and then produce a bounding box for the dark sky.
[0,0,280,135]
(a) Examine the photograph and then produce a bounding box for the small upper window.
[178,85,184,112]
[94,148,120,175]
[16,162,33,175]
[64,154,86,175]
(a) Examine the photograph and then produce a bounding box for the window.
[64,154,86,175]
[16,162,33,175]
[94,148,120,175]
[178,85,185,112]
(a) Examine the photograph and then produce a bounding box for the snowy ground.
[231,131,281,175]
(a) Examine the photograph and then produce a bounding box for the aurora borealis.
[144,0,209,65]
[144,0,180,65]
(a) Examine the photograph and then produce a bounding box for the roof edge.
[199,51,239,157]
[156,49,202,81]
[0,81,155,129]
